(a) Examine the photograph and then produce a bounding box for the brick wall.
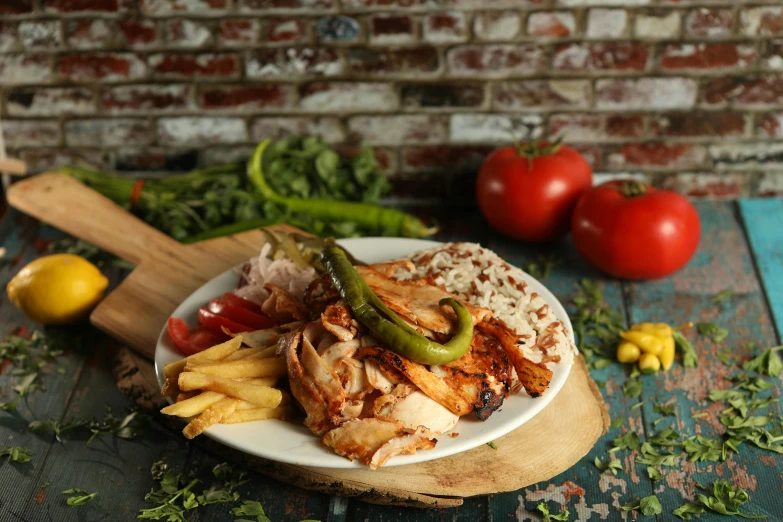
[2,0,783,201]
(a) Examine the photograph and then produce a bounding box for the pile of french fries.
[160,336,292,439]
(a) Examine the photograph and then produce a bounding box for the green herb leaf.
[611,418,623,429]
[231,500,272,522]
[673,503,705,520]
[622,379,642,398]
[622,495,662,516]
[62,488,97,506]
[523,254,561,281]
[647,467,662,481]
[683,436,724,462]
[697,322,728,343]
[0,446,33,463]
[653,401,675,417]
[0,400,17,411]
[487,441,498,450]
[631,401,644,410]
[637,442,678,467]
[697,481,765,518]
[743,346,783,377]
[594,456,623,476]
[648,428,682,447]
[673,331,698,368]
[610,431,641,453]
[535,502,569,522]
[712,288,734,304]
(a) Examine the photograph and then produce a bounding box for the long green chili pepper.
[248,140,437,239]
[322,246,473,365]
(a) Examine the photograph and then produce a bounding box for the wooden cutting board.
[7,172,609,508]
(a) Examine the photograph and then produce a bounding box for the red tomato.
[197,308,252,335]
[219,292,265,315]
[476,142,592,242]
[207,298,275,330]
[167,318,225,356]
[571,180,701,280]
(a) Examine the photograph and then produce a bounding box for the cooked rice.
[391,242,575,368]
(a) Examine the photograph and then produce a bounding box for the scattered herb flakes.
[0,446,33,463]
[692,412,708,419]
[27,407,142,444]
[712,288,734,304]
[673,331,698,368]
[622,495,662,516]
[673,503,705,520]
[0,330,76,397]
[0,400,17,411]
[717,349,734,365]
[629,365,641,379]
[611,418,623,429]
[535,502,570,522]
[62,488,97,506]
[523,254,562,281]
[622,379,642,398]
[647,428,682,447]
[29,418,86,443]
[697,322,728,343]
[487,441,498,450]
[56,368,66,375]
[653,401,675,417]
[631,402,644,410]
[138,469,200,521]
[683,436,724,462]
[610,431,641,453]
[571,279,626,370]
[647,467,662,481]
[230,500,272,522]
[594,456,623,476]
[637,442,678,467]
[696,481,766,519]
[743,345,783,377]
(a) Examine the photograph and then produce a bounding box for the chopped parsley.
[673,503,705,520]
[610,418,623,429]
[697,322,728,343]
[673,331,698,368]
[486,441,498,450]
[62,488,97,506]
[622,379,642,398]
[653,401,675,417]
[711,288,734,304]
[610,431,640,453]
[637,442,678,467]
[682,436,724,462]
[696,481,765,518]
[0,446,33,463]
[535,501,570,521]
[622,495,662,516]
[571,279,626,370]
[522,254,561,281]
[594,456,622,475]
[230,500,271,522]
[742,345,783,377]
[646,467,662,481]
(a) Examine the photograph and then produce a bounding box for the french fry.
[178,372,282,408]
[247,377,279,387]
[163,337,242,378]
[161,377,180,397]
[183,397,238,439]
[185,357,286,379]
[223,345,277,362]
[161,391,225,417]
[176,392,198,402]
[221,405,291,424]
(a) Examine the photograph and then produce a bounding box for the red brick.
[0,0,33,15]
[66,20,115,49]
[710,142,783,170]
[761,39,783,69]
[199,85,293,110]
[23,149,109,173]
[400,83,485,109]
[340,0,428,7]
[596,78,697,110]
[741,6,783,37]
[218,19,260,47]
[299,82,397,112]
[0,23,19,52]
[18,21,61,49]
[659,43,755,71]
[0,54,52,85]
[347,47,438,76]
[447,45,544,77]
[759,112,783,137]
[43,0,130,13]
[423,11,467,43]
[246,48,342,78]
[553,43,649,72]
[164,19,212,48]
[586,8,627,38]
[548,114,644,142]
[240,0,333,11]
[369,14,415,44]
[267,18,309,43]
[158,117,246,145]
[141,0,228,15]
[703,76,783,107]
[118,19,158,48]
[608,143,707,170]
[660,173,751,199]
[65,119,151,147]
[348,115,447,145]
[114,148,197,172]
[494,79,590,110]
[102,84,193,113]
[685,8,734,38]
[7,87,94,116]
[450,113,541,143]
[401,145,493,174]
[635,12,681,39]
[527,11,575,38]
[57,53,146,82]
[2,120,60,147]
[149,53,238,79]
[652,112,748,138]
[250,117,345,143]
[474,11,520,41]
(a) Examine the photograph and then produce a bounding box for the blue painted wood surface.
[1,201,782,521]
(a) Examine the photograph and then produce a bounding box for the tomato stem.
[515,137,563,161]
[620,180,648,198]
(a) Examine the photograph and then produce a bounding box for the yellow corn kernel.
[617,341,641,364]
[659,335,675,371]
[620,331,664,356]
[639,353,661,374]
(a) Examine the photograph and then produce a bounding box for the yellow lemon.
[7,254,109,325]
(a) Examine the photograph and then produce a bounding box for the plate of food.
[154,231,576,469]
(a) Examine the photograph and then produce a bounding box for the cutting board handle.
[7,172,182,265]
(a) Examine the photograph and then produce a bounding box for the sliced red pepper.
[208,298,275,330]
[130,179,145,207]
[220,292,265,315]
[167,317,225,356]
[198,308,252,335]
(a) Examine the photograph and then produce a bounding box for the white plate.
[155,238,575,469]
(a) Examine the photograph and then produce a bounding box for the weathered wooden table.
[1,200,781,522]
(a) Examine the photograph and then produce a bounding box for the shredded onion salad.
[234,243,317,304]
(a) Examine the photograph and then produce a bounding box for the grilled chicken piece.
[321,302,358,341]
[303,272,341,315]
[477,318,552,398]
[358,347,472,416]
[355,266,492,334]
[368,260,415,277]
[262,284,307,323]
[432,331,511,420]
[321,418,435,469]
[374,387,459,434]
